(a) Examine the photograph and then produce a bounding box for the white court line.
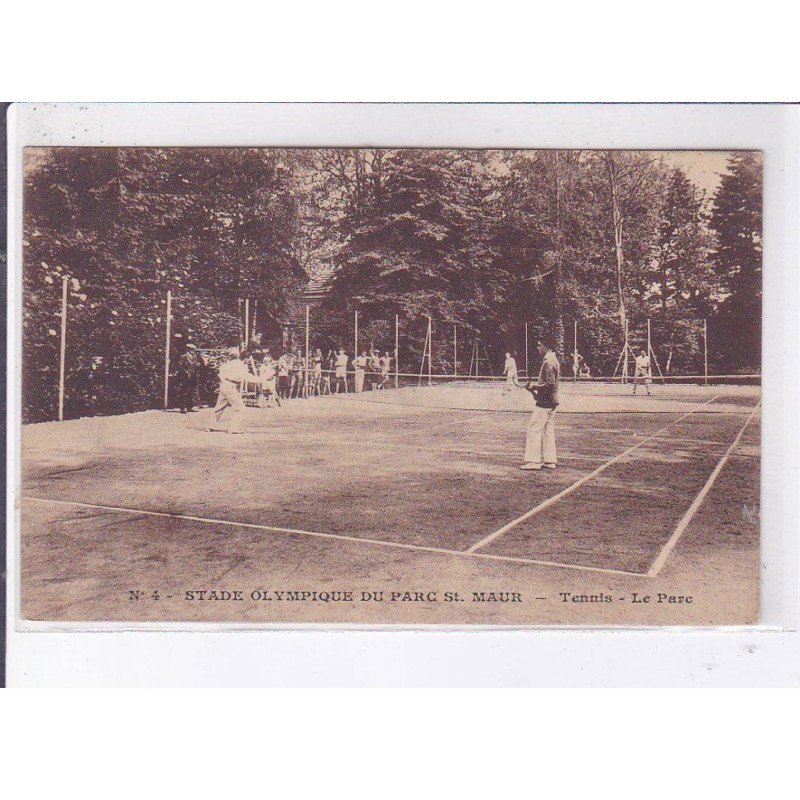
[646,401,761,578]
[466,395,722,554]
[471,552,645,577]
[24,497,464,557]
[23,495,647,577]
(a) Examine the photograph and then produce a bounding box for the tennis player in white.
[632,349,652,395]
[211,348,250,434]
[379,351,392,389]
[353,350,368,393]
[333,348,349,394]
[520,337,560,471]
[503,351,518,392]
[571,350,584,378]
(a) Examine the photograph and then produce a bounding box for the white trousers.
[354,368,365,393]
[525,406,557,465]
[213,380,246,433]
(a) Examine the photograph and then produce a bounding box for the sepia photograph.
[18,144,762,626]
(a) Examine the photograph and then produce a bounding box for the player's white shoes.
[543,463,557,469]
[519,462,542,470]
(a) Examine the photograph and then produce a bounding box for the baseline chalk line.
[23,496,462,557]
[23,495,646,577]
[646,400,761,577]
[469,552,646,577]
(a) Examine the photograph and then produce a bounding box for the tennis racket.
[512,375,539,398]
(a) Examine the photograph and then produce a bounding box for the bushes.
[23,148,305,423]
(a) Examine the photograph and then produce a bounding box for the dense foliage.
[23,148,305,421]
[708,153,762,371]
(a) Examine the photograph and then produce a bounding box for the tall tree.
[317,149,498,369]
[645,167,717,373]
[708,153,763,371]
[601,151,666,334]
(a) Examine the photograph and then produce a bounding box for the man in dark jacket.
[175,343,202,413]
[520,337,560,471]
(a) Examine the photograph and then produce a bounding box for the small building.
[281,273,333,351]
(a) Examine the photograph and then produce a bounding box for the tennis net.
[334,371,761,413]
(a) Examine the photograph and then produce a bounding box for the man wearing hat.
[175,342,202,414]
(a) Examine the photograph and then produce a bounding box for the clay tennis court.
[19,379,761,625]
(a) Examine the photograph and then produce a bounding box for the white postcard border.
[6,103,799,686]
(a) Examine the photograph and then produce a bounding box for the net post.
[573,319,578,382]
[612,346,625,380]
[427,316,432,386]
[481,336,495,377]
[453,324,457,377]
[469,335,477,377]
[646,317,665,383]
[163,289,172,409]
[650,328,666,383]
[244,298,250,348]
[622,318,629,384]
[354,310,358,360]
[525,322,529,378]
[418,319,430,386]
[305,304,310,396]
[703,318,709,385]
[394,314,399,389]
[58,276,68,421]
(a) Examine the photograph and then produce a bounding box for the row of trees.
[314,149,761,377]
[22,147,761,422]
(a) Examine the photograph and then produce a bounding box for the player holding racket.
[211,347,250,434]
[632,349,652,396]
[517,337,560,471]
[503,351,518,392]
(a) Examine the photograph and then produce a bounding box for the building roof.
[301,273,333,302]
[281,272,334,327]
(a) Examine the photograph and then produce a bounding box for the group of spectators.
[169,342,396,414]
[254,346,395,403]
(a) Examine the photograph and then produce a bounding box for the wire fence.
[27,279,753,423]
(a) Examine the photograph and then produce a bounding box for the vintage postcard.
[16,138,763,626]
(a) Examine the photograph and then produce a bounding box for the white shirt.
[219,358,251,383]
[635,354,650,372]
[504,356,517,376]
[259,362,277,380]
